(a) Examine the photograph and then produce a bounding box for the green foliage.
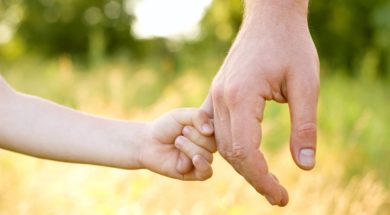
[200,0,243,44]
[1,0,389,77]
[318,75,390,182]
[309,0,390,77]
[2,0,138,58]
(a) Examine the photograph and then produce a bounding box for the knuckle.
[219,144,249,163]
[185,126,199,139]
[194,111,203,123]
[224,83,246,106]
[296,123,317,137]
[211,82,224,103]
[194,111,209,127]
[196,109,208,119]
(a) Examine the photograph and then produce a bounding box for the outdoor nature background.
[0,0,389,214]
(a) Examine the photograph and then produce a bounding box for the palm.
[142,133,183,179]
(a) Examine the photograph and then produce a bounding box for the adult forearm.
[243,0,309,29]
[228,0,311,54]
[0,91,144,169]
[245,0,309,15]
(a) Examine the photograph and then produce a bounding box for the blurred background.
[0,0,389,214]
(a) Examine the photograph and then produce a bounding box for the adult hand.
[202,0,319,206]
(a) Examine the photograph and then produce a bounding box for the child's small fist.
[147,108,216,181]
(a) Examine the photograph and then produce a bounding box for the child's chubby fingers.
[176,152,194,174]
[192,155,211,172]
[170,108,214,136]
[182,126,217,153]
[192,155,213,180]
[180,155,212,181]
[180,156,213,181]
[191,110,214,136]
[175,136,213,163]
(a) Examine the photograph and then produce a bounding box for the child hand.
[140,108,216,180]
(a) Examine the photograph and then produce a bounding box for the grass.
[0,56,389,214]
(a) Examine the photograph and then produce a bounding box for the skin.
[0,76,216,181]
[202,0,320,206]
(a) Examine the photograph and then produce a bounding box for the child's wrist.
[128,121,152,170]
[107,121,149,170]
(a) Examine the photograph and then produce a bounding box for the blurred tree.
[1,0,389,77]
[200,0,242,45]
[14,0,139,61]
[309,0,390,78]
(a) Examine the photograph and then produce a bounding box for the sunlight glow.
[131,0,212,39]
[0,24,13,44]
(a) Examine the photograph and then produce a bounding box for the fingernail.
[299,148,315,167]
[202,124,212,133]
[182,127,190,136]
[175,136,184,147]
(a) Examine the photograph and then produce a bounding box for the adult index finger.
[226,94,288,206]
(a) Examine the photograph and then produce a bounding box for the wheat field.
[0,57,389,214]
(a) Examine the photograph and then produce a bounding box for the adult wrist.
[244,0,309,25]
